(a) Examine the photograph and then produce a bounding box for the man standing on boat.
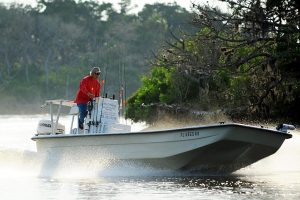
[75,67,101,129]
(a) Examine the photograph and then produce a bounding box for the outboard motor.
[37,119,65,135]
[276,123,295,133]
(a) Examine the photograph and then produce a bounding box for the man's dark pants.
[77,103,87,129]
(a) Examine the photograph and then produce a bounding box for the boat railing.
[41,99,76,135]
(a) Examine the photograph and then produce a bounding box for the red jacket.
[75,75,101,104]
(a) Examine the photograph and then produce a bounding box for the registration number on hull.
[180,131,200,137]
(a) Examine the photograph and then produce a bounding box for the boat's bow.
[179,123,292,173]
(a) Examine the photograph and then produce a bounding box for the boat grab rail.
[41,99,75,135]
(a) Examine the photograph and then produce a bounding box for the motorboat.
[32,98,293,174]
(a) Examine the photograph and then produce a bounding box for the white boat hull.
[32,123,291,173]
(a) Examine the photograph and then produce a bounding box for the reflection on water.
[2,175,298,200]
[0,115,299,199]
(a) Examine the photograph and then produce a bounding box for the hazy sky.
[0,0,227,12]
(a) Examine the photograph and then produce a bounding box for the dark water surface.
[0,116,299,200]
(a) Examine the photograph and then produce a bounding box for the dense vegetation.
[1,0,299,124]
[0,0,193,113]
[126,0,300,124]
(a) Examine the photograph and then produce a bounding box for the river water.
[0,115,299,200]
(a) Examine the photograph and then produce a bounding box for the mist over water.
[0,115,299,199]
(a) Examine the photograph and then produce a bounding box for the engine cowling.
[37,119,65,135]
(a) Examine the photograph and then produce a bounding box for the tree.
[190,0,300,119]
[126,0,300,123]
[0,1,193,114]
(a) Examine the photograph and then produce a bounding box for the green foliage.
[126,0,300,123]
[2,0,299,123]
[126,66,176,122]
[0,1,193,114]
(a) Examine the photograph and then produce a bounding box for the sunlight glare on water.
[0,115,299,200]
